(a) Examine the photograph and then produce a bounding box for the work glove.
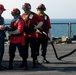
[5,26,12,31]
[8,29,20,35]
[34,21,43,29]
[8,31,13,35]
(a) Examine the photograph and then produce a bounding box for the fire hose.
[37,29,76,60]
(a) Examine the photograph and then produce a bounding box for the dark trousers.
[24,37,37,59]
[0,36,4,65]
[36,38,48,58]
[9,43,26,65]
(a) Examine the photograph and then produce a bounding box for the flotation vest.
[41,14,49,33]
[22,12,36,33]
[10,17,24,36]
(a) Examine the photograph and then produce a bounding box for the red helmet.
[22,3,31,11]
[37,4,46,11]
[11,8,20,17]
[0,4,6,11]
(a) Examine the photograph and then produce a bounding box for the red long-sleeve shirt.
[9,18,25,45]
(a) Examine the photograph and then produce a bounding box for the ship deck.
[1,42,76,75]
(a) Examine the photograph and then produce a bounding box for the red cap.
[23,3,30,7]
[22,3,31,10]
[12,8,19,12]
[37,4,46,10]
[0,4,6,11]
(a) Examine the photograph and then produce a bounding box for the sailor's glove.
[8,31,13,35]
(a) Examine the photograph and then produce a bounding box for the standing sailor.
[22,3,43,68]
[7,8,26,70]
[36,4,52,63]
[0,4,6,70]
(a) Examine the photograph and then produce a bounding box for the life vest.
[41,14,49,33]
[10,17,24,36]
[22,12,36,33]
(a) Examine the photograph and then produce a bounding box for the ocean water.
[51,19,76,38]
[5,19,12,24]
[5,19,76,38]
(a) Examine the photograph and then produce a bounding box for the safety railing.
[51,22,76,39]
[5,22,76,40]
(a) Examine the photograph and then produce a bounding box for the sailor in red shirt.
[36,4,52,63]
[7,8,26,70]
[22,3,43,68]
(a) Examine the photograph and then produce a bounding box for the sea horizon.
[4,18,76,38]
[4,18,76,24]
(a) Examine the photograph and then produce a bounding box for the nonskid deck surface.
[1,43,76,75]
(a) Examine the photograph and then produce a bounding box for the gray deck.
[1,42,76,75]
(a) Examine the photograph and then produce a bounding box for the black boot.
[35,56,40,64]
[24,59,28,70]
[0,65,6,71]
[42,56,50,63]
[32,58,37,68]
[19,57,28,70]
[23,58,28,70]
[19,60,25,68]
[7,63,13,70]
[7,56,14,70]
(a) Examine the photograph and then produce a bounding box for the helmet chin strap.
[13,15,20,20]
[12,15,20,22]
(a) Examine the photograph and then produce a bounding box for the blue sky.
[1,0,76,19]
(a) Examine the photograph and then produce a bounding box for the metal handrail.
[51,22,76,39]
[5,22,76,39]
